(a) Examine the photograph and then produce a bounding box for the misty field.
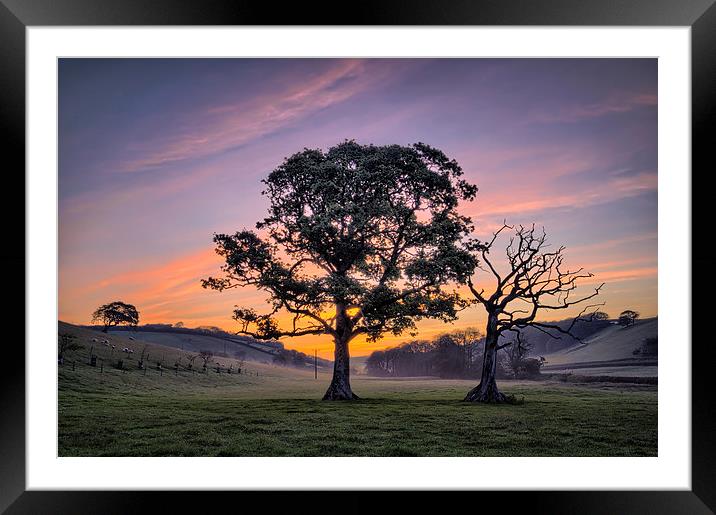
[58,362,657,457]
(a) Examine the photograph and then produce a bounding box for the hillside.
[58,321,327,378]
[107,329,277,364]
[61,321,263,370]
[506,318,613,354]
[541,318,657,377]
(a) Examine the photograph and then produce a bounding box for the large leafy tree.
[203,141,478,400]
[91,301,140,333]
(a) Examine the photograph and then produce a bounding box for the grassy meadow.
[58,325,657,457]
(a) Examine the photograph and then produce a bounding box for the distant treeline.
[365,318,612,379]
[272,348,331,369]
[366,332,484,378]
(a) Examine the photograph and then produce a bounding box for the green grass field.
[58,335,657,457]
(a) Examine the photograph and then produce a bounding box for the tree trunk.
[323,305,359,400]
[323,334,358,400]
[464,314,507,403]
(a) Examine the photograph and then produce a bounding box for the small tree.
[504,334,533,378]
[618,310,640,327]
[184,352,199,370]
[447,327,483,376]
[199,350,214,371]
[91,301,139,333]
[135,345,149,369]
[58,333,83,362]
[592,311,610,321]
[203,141,478,400]
[236,354,246,373]
[432,334,464,378]
[465,223,603,402]
[272,349,289,366]
[641,336,658,355]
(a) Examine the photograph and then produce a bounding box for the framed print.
[2,0,714,513]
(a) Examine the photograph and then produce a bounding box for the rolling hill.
[541,317,657,377]
[59,321,329,376]
[107,329,277,364]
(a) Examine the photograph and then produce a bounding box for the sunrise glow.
[59,58,657,358]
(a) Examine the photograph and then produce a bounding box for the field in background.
[58,323,657,457]
[542,318,657,377]
[107,328,278,364]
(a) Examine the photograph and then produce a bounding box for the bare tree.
[184,352,199,370]
[504,334,533,378]
[58,333,83,363]
[465,223,604,402]
[448,327,483,375]
[199,350,214,372]
[137,344,150,369]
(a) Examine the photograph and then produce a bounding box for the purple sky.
[59,58,657,357]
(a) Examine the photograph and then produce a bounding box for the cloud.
[585,266,657,285]
[525,91,657,125]
[62,247,276,327]
[568,233,657,254]
[119,60,396,173]
[464,170,656,223]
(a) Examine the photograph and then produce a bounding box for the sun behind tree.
[203,141,478,400]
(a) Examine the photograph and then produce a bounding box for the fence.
[58,351,261,380]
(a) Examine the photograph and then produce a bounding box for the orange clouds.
[59,244,657,359]
[62,247,258,327]
[464,170,656,223]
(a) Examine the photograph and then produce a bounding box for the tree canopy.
[203,140,478,399]
[91,301,140,333]
[618,310,640,327]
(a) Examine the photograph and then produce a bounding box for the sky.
[58,58,658,358]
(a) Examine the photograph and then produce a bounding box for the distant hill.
[107,329,278,364]
[59,321,255,371]
[504,317,613,355]
[541,317,657,377]
[109,329,332,369]
[60,321,334,372]
[98,323,281,350]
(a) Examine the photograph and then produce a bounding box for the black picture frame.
[2,1,713,513]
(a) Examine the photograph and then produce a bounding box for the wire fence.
[58,350,261,379]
